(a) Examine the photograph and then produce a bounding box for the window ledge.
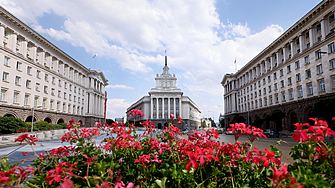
[2,80,9,83]
[17,69,22,72]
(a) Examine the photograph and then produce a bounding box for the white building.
[0,6,108,126]
[127,56,201,130]
[222,0,335,131]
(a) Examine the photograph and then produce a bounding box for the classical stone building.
[0,6,108,126]
[222,0,335,131]
[127,56,201,130]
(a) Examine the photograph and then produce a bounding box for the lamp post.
[31,106,42,132]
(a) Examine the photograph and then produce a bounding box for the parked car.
[225,130,233,135]
[263,129,279,138]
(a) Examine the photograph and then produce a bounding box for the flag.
[164,50,167,53]
[234,58,236,64]
[93,54,97,58]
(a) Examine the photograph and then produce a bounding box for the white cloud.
[106,99,131,119]
[106,85,134,89]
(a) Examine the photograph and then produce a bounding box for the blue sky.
[0,0,321,121]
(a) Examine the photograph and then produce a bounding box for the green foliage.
[311,97,335,123]
[251,117,264,128]
[58,123,67,129]
[0,116,26,134]
[32,121,50,131]
[229,115,246,124]
[219,118,225,128]
[106,119,115,125]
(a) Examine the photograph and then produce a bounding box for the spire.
[165,56,167,66]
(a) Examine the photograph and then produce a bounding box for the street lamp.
[31,106,42,132]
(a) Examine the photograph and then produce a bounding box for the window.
[330,59,335,70]
[333,77,335,88]
[16,62,22,70]
[52,77,55,84]
[65,82,67,89]
[282,92,286,101]
[269,96,273,104]
[51,88,55,96]
[13,92,19,103]
[269,86,271,92]
[275,94,279,103]
[57,102,60,111]
[74,87,77,93]
[306,69,311,78]
[280,69,284,76]
[274,83,278,90]
[250,85,253,91]
[288,77,292,85]
[27,66,32,75]
[308,84,313,95]
[44,86,48,94]
[281,80,285,87]
[306,32,309,38]
[295,61,300,69]
[4,56,9,66]
[319,80,325,92]
[264,97,267,106]
[70,84,72,91]
[329,43,335,53]
[298,87,303,97]
[15,76,20,85]
[263,79,265,85]
[263,88,266,94]
[274,72,277,79]
[290,90,294,99]
[287,65,291,73]
[78,97,80,103]
[74,96,76,102]
[36,83,40,91]
[330,14,335,23]
[36,70,40,78]
[58,80,61,87]
[64,92,66,99]
[316,50,322,59]
[58,90,61,97]
[2,72,8,82]
[258,81,261,87]
[268,75,271,82]
[296,74,301,82]
[42,98,46,108]
[317,65,323,74]
[24,94,29,105]
[0,89,7,101]
[34,96,39,107]
[259,90,261,96]
[45,74,48,82]
[307,43,310,48]
[63,103,66,112]
[69,94,71,101]
[26,80,31,88]
[317,24,321,32]
[50,100,54,110]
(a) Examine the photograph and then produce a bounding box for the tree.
[209,118,216,127]
[266,110,285,131]
[219,119,225,128]
[311,97,335,128]
[229,115,246,124]
[0,116,26,134]
[106,119,115,125]
[251,117,264,128]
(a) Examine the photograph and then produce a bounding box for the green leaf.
[155,177,167,188]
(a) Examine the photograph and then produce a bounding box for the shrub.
[0,116,26,134]
[47,124,63,130]
[58,123,67,129]
[32,121,50,131]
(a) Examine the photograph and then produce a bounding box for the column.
[173,98,176,116]
[290,41,294,57]
[162,98,164,119]
[232,92,236,112]
[260,63,263,75]
[46,55,52,68]
[156,98,159,119]
[309,27,315,45]
[22,40,27,57]
[179,97,182,118]
[32,46,37,63]
[282,47,286,62]
[276,51,280,66]
[270,56,274,70]
[320,18,327,40]
[264,60,268,72]
[39,51,45,65]
[168,98,170,117]
[150,98,153,119]
[10,32,17,51]
[299,34,304,52]
[0,23,4,45]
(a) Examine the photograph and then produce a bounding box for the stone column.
[270,56,274,70]
[264,60,268,72]
[309,27,314,45]
[299,34,304,52]
[260,63,263,75]
[232,92,236,112]
[282,47,286,62]
[174,98,176,117]
[276,51,280,66]
[290,41,294,57]
[321,18,326,40]
[156,98,159,119]
[168,98,170,118]
[150,98,153,119]
[162,98,165,119]
[46,55,52,68]
[179,98,182,118]
[10,32,17,51]
[31,46,37,62]
[22,40,27,58]
[0,23,4,45]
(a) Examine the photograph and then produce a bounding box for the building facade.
[222,0,335,131]
[127,56,201,130]
[0,6,108,126]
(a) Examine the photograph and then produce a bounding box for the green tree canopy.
[311,97,335,124]
[229,115,246,124]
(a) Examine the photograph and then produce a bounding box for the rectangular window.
[274,72,277,79]
[15,76,20,85]
[24,94,29,105]
[52,77,55,84]
[268,75,271,82]
[263,88,266,94]
[27,66,32,75]
[330,59,335,69]
[45,74,48,82]
[316,50,322,59]
[42,98,46,108]
[0,89,7,101]
[280,69,284,76]
[63,103,66,112]
[64,92,66,99]
[269,86,271,92]
[333,77,335,88]
[295,61,300,69]
[287,65,291,73]
[2,72,8,82]
[298,87,303,97]
[274,83,278,90]
[58,80,61,87]
[288,77,292,85]
[51,88,55,96]
[74,96,76,102]
[317,65,323,74]
[4,56,9,66]
[36,70,40,78]
[34,96,39,107]
[275,94,279,103]
[281,80,285,87]
[290,90,294,99]
[308,84,313,95]
[306,69,311,78]
[329,43,335,53]
[317,24,321,32]
[69,94,71,101]
[319,80,325,92]
[282,92,286,101]
[330,15,335,23]
[306,32,309,38]
[50,100,53,110]
[26,80,31,88]
[13,92,19,103]
[57,102,60,111]
[58,90,61,97]
[16,62,22,70]
[36,83,40,91]
[296,74,301,82]
[44,86,48,94]
[65,82,67,89]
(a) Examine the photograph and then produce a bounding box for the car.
[225,130,233,135]
[263,129,279,138]
[216,129,223,134]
